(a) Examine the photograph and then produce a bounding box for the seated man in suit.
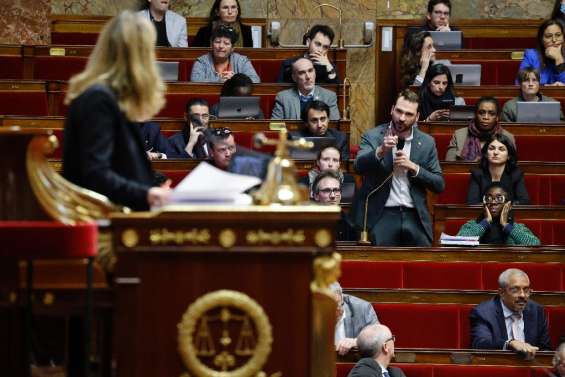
[277,24,339,84]
[470,268,552,358]
[403,0,458,48]
[139,121,174,160]
[347,324,406,377]
[330,282,379,356]
[271,57,340,120]
[207,127,236,171]
[168,98,211,159]
[290,100,349,160]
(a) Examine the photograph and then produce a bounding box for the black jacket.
[466,168,530,205]
[62,84,154,210]
[347,358,406,377]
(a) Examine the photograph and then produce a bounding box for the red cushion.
[454,59,521,85]
[547,306,565,348]
[336,363,354,377]
[433,365,531,377]
[33,57,87,81]
[0,57,24,79]
[515,135,565,162]
[465,37,535,50]
[0,221,98,258]
[482,262,563,291]
[436,174,470,204]
[433,134,451,161]
[340,261,403,288]
[0,92,48,116]
[373,303,462,348]
[403,262,482,290]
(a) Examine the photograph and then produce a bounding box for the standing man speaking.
[352,90,444,246]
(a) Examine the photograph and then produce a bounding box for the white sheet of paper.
[170,162,261,203]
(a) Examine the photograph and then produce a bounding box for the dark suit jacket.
[139,122,174,156]
[62,84,153,210]
[351,123,444,243]
[290,127,349,160]
[277,56,340,84]
[466,167,530,205]
[168,131,208,159]
[470,296,552,350]
[347,358,406,377]
[192,23,253,47]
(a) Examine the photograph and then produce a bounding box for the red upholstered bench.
[0,56,24,79]
[0,91,49,116]
[340,261,404,288]
[32,57,87,81]
[436,173,469,204]
[454,59,521,85]
[464,37,535,50]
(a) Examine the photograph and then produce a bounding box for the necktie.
[383,371,390,377]
[511,314,524,341]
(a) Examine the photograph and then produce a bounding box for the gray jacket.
[190,52,260,83]
[342,294,379,338]
[138,9,187,48]
[352,124,444,243]
[270,86,340,120]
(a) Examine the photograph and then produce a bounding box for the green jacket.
[457,219,540,246]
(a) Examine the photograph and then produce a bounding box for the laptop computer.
[156,61,179,81]
[449,105,476,121]
[429,31,463,50]
[444,64,481,86]
[516,101,561,123]
[217,96,262,119]
[289,136,337,160]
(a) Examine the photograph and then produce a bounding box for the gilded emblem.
[121,228,139,248]
[178,290,273,377]
[219,229,237,249]
[314,229,332,248]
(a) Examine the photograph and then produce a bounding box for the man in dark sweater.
[277,24,339,84]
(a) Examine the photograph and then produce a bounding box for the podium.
[111,205,341,377]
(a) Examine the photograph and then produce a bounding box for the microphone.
[358,137,404,244]
[396,137,405,150]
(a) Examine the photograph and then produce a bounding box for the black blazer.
[62,84,154,210]
[347,358,406,377]
[192,23,253,47]
[168,131,209,159]
[139,122,174,156]
[466,168,530,205]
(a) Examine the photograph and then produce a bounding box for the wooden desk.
[419,121,565,136]
[111,206,340,377]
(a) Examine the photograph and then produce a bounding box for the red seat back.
[340,261,403,288]
[0,92,49,116]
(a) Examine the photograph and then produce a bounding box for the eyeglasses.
[319,188,341,195]
[210,127,232,136]
[385,335,396,343]
[482,194,506,204]
[432,10,450,16]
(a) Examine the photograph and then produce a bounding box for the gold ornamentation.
[178,290,273,377]
[311,252,342,294]
[42,292,55,305]
[150,228,210,246]
[26,133,126,225]
[314,229,332,248]
[121,228,139,248]
[219,229,237,249]
[246,229,305,245]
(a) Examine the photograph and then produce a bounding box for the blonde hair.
[64,11,165,121]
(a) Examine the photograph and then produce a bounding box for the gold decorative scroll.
[311,252,342,294]
[246,229,305,245]
[150,228,211,246]
[26,134,125,225]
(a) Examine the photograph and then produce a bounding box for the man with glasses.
[470,268,551,358]
[312,171,356,240]
[403,0,459,48]
[207,127,236,171]
[347,324,406,377]
[169,98,212,158]
[330,282,379,357]
[456,183,540,245]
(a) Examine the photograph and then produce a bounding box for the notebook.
[217,96,262,119]
[516,101,561,123]
[429,31,463,50]
[156,61,179,81]
[445,64,481,86]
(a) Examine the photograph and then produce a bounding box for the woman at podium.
[62,11,171,210]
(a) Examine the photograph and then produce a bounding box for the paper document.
[170,162,261,203]
[440,232,480,246]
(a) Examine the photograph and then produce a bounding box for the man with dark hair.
[271,58,340,120]
[470,268,552,358]
[207,127,236,171]
[347,324,406,377]
[352,89,444,246]
[210,73,265,119]
[168,98,211,158]
[403,0,458,48]
[289,100,348,160]
[277,24,339,84]
[312,171,356,240]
